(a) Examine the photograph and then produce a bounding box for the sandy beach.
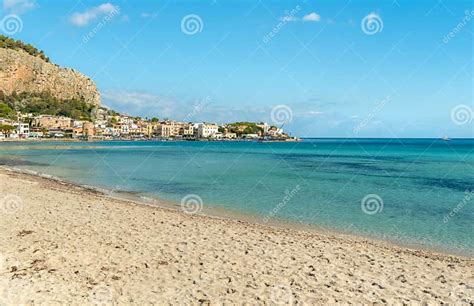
[0,167,472,305]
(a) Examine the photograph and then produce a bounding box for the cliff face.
[0,48,100,106]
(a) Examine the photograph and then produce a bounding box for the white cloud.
[3,0,36,14]
[101,90,181,119]
[69,3,120,27]
[101,90,267,123]
[280,12,322,23]
[102,90,334,136]
[302,12,321,22]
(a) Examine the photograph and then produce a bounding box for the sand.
[0,168,473,305]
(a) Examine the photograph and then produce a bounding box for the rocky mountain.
[0,37,100,107]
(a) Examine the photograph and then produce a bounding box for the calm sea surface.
[1,139,473,255]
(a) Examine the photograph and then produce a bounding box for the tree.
[243,127,253,134]
[2,91,94,121]
[0,103,14,119]
[0,35,50,62]
[0,124,15,136]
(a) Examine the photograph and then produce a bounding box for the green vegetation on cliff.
[0,35,50,62]
[0,102,15,119]
[0,91,94,121]
[227,122,264,135]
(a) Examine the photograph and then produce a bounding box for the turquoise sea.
[0,139,473,256]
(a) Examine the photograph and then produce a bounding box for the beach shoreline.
[0,167,473,304]
[3,165,472,259]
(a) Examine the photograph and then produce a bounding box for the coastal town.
[0,35,299,142]
[0,106,298,141]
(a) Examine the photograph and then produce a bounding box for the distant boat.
[442,136,451,141]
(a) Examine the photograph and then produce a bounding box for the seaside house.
[72,125,83,138]
[210,132,223,140]
[195,123,218,139]
[119,116,134,126]
[71,120,93,139]
[119,123,130,136]
[102,127,119,139]
[95,120,107,129]
[129,123,142,138]
[83,122,95,137]
[32,115,72,130]
[179,123,194,138]
[13,122,30,138]
[243,133,259,139]
[257,122,270,134]
[94,107,109,122]
[139,122,154,138]
[155,122,175,138]
[223,132,237,139]
[47,130,65,138]
[28,131,43,138]
[267,126,284,137]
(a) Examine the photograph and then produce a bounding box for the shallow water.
[1,139,473,255]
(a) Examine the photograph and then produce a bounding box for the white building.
[268,128,284,136]
[243,133,259,139]
[72,120,84,128]
[103,127,119,138]
[95,120,107,129]
[120,124,130,135]
[195,123,218,139]
[210,132,223,140]
[224,132,237,139]
[13,123,30,138]
[257,122,270,134]
[119,116,134,125]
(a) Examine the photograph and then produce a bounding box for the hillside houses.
[0,109,294,141]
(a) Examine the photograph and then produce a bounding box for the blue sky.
[1,0,472,137]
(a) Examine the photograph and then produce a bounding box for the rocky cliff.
[0,47,100,106]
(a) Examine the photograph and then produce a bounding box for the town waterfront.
[1,138,472,256]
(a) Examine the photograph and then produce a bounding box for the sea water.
[0,139,472,256]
